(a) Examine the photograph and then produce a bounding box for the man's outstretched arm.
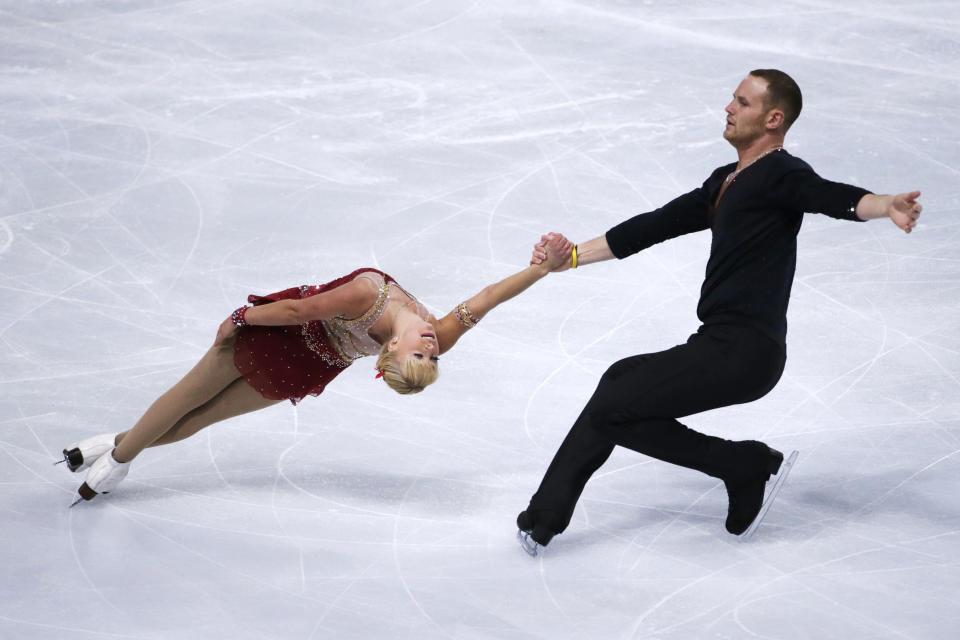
[856,191,923,233]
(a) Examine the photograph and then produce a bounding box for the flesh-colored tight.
[112,336,281,463]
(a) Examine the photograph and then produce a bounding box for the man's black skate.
[724,444,798,537]
[516,510,559,557]
[739,449,798,540]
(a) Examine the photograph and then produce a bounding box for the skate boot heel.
[531,524,556,546]
[59,433,117,473]
[62,447,85,472]
[766,447,784,476]
[72,449,130,505]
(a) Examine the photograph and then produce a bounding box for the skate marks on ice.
[740,449,800,542]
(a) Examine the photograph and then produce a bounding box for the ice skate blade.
[740,449,799,542]
[517,530,540,557]
[68,496,84,508]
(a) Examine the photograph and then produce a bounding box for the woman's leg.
[150,377,281,446]
[112,337,244,463]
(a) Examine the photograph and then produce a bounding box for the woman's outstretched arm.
[436,234,572,354]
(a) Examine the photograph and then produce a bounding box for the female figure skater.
[60,235,572,505]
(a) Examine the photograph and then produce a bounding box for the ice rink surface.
[2,1,959,638]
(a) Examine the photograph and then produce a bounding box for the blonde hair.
[375,342,440,395]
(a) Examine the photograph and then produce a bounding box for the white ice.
[2,1,959,638]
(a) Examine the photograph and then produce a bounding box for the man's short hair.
[750,69,802,131]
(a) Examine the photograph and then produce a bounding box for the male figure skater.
[517,69,923,554]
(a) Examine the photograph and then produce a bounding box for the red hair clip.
[375,369,384,379]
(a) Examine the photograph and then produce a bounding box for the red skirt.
[233,268,394,404]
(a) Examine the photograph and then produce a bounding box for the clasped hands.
[531,232,574,272]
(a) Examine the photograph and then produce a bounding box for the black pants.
[525,323,786,534]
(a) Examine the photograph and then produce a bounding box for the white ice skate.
[56,433,117,473]
[70,449,129,507]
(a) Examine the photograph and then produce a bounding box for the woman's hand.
[213,316,238,347]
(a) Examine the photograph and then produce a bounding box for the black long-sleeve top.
[605,150,871,346]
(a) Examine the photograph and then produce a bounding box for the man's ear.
[766,109,785,131]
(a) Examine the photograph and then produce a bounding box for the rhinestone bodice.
[298,271,428,366]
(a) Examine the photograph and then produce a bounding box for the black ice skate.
[516,510,559,557]
[725,446,799,539]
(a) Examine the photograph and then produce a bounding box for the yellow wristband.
[571,244,578,269]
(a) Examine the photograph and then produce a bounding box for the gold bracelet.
[571,245,579,269]
[455,302,479,328]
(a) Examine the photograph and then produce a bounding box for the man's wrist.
[855,193,890,221]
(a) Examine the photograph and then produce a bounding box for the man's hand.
[889,190,922,233]
[541,233,574,272]
[856,191,923,232]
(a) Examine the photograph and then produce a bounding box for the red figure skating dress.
[233,268,399,404]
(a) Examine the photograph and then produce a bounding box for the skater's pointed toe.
[724,477,766,535]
